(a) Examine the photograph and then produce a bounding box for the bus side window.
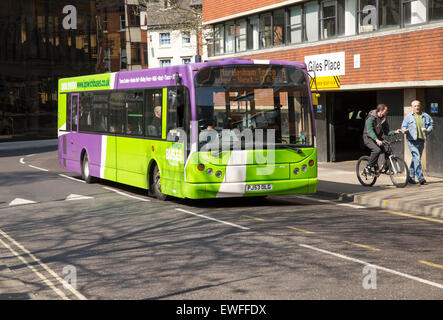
[109,91,125,134]
[92,92,109,132]
[145,89,162,137]
[79,92,93,132]
[72,95,78,132]
[167,89,178,134]
[125,90,144,136]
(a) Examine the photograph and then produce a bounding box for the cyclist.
[362,104,402,175]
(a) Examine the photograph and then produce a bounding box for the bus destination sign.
[196,65,303,86]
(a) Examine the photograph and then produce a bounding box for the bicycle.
[356,139,409,188]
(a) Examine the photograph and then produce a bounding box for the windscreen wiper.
[275,144,303,154]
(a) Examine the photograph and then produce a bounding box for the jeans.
[363,136,386,168]
[407,139,425,181]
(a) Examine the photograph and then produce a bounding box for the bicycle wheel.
[388,156,409,188]
[356,156,377,187]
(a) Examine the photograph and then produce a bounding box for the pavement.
[317,161,443,219]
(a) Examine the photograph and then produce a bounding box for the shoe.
[408,179,417,184]
[419,179,427,185]
[364,166,372,176]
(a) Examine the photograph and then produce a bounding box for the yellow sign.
[310,76,340,90]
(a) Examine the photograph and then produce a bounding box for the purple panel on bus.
[60,132,103,177]
[115,66,192,90]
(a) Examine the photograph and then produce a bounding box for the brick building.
[96,0,148,72]
[202,0,443,177]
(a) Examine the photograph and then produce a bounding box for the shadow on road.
[0,145,58,158]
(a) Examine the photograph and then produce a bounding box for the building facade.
[96,0,148,73]
[0,0,148,143]
[0,0,98,142]
[147,29,199,67]
[145,0,202,67]
[203,0,443,177]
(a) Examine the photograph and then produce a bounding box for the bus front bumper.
[183,178,318,199]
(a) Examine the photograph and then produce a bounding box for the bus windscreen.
[195,65,313,151]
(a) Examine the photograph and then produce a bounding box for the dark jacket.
[363,109,395,141]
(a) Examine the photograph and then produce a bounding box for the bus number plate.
[245,184,273,192]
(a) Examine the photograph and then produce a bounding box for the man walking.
[401,100,434,185]
[362,104,401,175]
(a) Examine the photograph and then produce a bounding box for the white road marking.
[9,198,37,206]
[299,243,443,290]
[0,228,87,300]
[28,165,49,172]
[58,174,86,183]
[65,194,93,201]
[176,208,250,230]
[0,236,69,300]
[337,203,366,209]
[19,158,25,164]
[103,187,150,202]
[300,196,366,209]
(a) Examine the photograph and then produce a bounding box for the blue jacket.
[401,112,434,141]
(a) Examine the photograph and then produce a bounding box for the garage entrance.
[330,91,377,162]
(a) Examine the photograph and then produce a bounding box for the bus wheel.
[81,153,96,184]
[152,165,168,201]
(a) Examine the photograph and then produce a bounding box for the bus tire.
[152,164,168,201]
[81,153,96,184]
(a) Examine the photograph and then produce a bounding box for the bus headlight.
[206,168,213,175]
[293,168,300,175]
[198,164,205,171]
[215,171,223,178]
[301,165,307,172]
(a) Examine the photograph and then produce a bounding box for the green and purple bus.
[58,59,317,200]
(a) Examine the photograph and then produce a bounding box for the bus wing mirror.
[312,93,320,106]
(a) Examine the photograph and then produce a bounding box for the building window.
[225,22,235,53]
[104,48,111,72]
[273,9,285,46]
[259,13,272,48]
[142,43,148,65]
[236,19,247,52]
[182,57,191,64]
[359,0,377,33]
[320,0,345,39]
[247,16,259,50]
[305,1,319,41]
[403,0,427,26]
[182,32,191,45]
[379,0,400,29]
[103,11,108,32]
[127,5,140,27]
[214,24,225,55]
[320,1,336,39]
[160,33,171,46]
[120,13,126,30]
[131,43,141,65]
[120,48,127,69]
[288,5,303,44]
[160,59,171,67]
[429,0,443,21]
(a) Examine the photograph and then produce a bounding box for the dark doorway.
[331,91,377,161]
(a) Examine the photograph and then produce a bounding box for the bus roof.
[58,58,307,93]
